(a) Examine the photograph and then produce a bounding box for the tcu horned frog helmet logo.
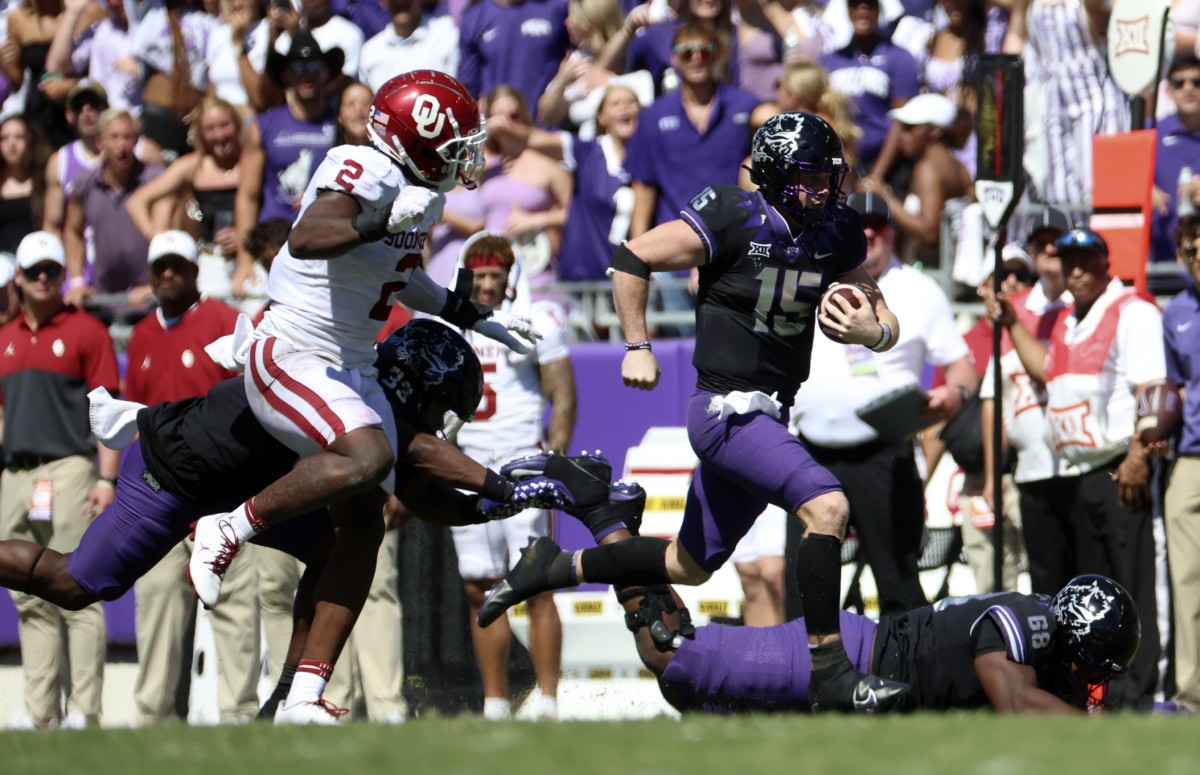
[367,70,487,192]
[1052,575,1141,680]
[375,319,485,431]
[748,112,848,223]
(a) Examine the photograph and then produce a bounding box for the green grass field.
[1,714,1197,775]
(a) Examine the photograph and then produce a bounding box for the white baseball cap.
[15,231,66,269]
[0,252,15,286]
[147,230,198,265]
[887,93,958,129]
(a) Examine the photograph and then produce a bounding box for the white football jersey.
[257,144,429,370]
[456,299,571,452]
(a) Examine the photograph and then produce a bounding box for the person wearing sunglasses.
[1154,54,1200,267]
[0,230,121,729]
[231,31,341,298]
[623,20,767,335]
[988,227,1166,710]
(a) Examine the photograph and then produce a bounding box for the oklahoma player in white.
[187,71,537,723]
[449,232,576,721]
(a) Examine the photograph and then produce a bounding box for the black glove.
[438,287,490,329]
[351,206,390,242]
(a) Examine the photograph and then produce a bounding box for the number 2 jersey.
[680,185,866,405]
[258,144,430,370]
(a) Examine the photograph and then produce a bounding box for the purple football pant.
[67,442,329,601]
[680,390,842,571]
[660,609,877,713]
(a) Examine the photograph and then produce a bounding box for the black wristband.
[624,340,652,351]
[438,289,489,329]
[481,468,515,502]
[351,207,389,242]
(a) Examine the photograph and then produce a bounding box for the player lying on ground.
[0,322,577,723]
[618,572,1141,714]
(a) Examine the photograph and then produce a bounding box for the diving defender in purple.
[0,378,329,609]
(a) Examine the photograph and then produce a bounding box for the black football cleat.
[477,536,566,628]
[576,480,647,540]
[809,659,908,714]
[501,451,613,489]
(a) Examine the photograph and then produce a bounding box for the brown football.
[818,283,864,340]
[1135,380,1183,444]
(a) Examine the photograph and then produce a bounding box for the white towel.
[203,312,255,372]
[89,387,148,450]
[714,390,782,421]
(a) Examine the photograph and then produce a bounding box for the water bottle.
[1179,166,1195,218]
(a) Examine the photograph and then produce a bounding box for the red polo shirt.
[0,305,120,459]
[125,297,240,405]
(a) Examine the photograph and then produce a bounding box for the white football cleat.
[188,513,242,608]
[274,698,348,726]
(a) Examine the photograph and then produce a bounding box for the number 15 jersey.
[681,185,865,405]
[259,144,431,370]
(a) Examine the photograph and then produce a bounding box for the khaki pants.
[0,456,106,725]
[257,545,303,680]
[1166,456,1200,709]
[961,473,1026,593]
[325,529,406,720]
[133,542,260,725]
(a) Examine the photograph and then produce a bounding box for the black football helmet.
[1051,575,1141,704]
[375,319,484,439]
[747,112,848,224]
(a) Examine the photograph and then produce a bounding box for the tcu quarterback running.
[188,73,537,640]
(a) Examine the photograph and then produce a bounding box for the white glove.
[89,387,148,450]
[471,310,542,354]
[388,186,445,233]
[203,313,255,373]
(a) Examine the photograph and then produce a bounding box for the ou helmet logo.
[412,94,446,139]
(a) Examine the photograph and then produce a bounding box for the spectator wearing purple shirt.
[1160,214,1200,714]
[489,82,644,281]
[458,0,571,118]
[820,0,918,176]
[231,32,338,298]
[598,0,739,96]
[63,109,165,309]
[624,20,762,334]
[1154,55,1200,267]
[624,21,762,236]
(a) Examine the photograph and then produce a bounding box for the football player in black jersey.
[624,574,1140,715]
[477,113,906,712]
[0,321,578,723]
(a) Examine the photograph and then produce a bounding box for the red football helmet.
[366,70,487,192]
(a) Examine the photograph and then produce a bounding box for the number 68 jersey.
[258,144,431,371]
[875,591,1067,710]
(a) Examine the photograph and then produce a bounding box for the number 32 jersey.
[260,144,429,370]
[681,185,865,405]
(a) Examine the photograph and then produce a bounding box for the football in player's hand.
[1135,380,1183,445]
[818,283,863,340]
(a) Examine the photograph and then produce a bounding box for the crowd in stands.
[1,0,1200,725]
